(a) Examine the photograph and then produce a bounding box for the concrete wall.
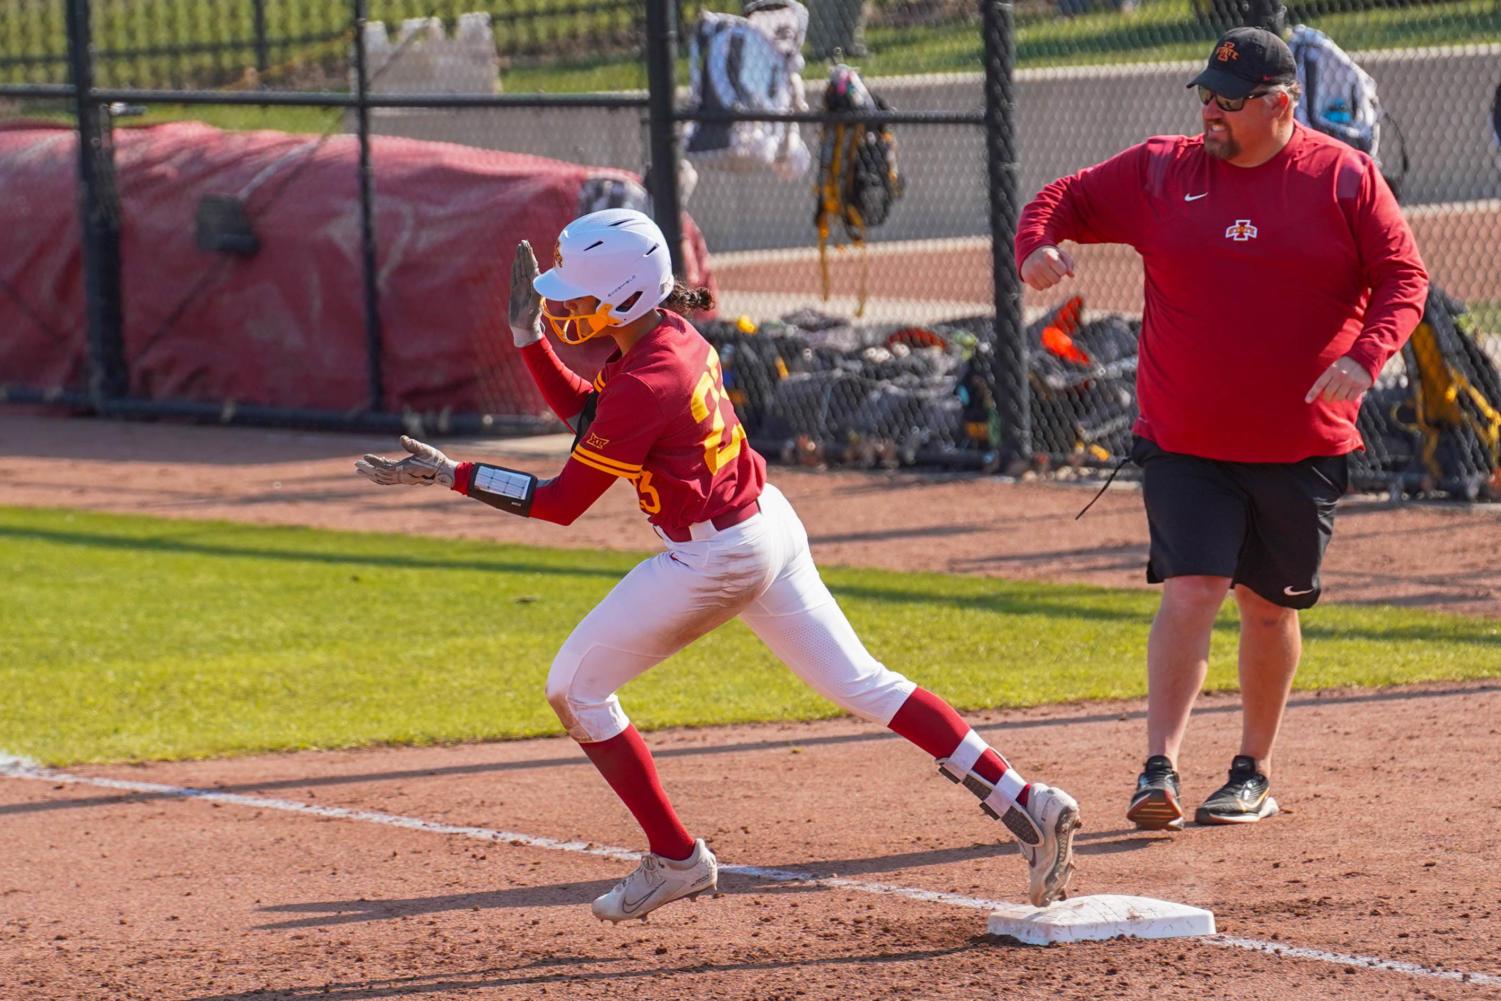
[361,44,1501,253]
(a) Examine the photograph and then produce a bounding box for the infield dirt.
[1,414,1498,1000]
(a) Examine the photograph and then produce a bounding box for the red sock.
[579,726,696,861]
[888,688,1028,805]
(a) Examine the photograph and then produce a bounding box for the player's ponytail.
[663,281,715,313]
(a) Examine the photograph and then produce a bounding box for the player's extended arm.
[453,457,613,526]
[354,435,613,525]
[511,240,592,427]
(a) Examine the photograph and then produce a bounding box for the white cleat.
[1017,783,1081,907]
[591,838,718,923]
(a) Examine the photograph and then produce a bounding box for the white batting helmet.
[533,208,674,344]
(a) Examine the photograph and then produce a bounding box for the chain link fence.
[2,1,1498,496]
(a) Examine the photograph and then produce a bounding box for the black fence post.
[64,0,127,407]
[979,0,1030,467]
[352,0,385,412]
[644,0,685,273]
[253,0,270,79]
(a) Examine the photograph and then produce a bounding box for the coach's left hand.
[1305,356,1373,404]
[355,435,457,487]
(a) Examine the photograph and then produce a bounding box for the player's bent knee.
[545,651,589,737]
[546,685,623,743]
[546,655,629,743]
[544,680,574,726]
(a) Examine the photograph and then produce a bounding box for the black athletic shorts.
[1129,436,1350,610]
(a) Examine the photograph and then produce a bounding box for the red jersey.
[1016,124,1428,463]
[503,310,766,533]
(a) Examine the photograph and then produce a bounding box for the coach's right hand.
[509,240,544,348]
[1020,244,1076,291]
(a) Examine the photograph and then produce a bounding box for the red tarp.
[0,120,715,418]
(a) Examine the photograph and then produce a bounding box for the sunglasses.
[1197,85,1276,112]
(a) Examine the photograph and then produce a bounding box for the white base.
[987,894,1215,945]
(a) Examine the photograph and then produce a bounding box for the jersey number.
[634,469,661,515]
[688,349,745,475]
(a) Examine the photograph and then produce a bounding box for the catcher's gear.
[533,208,673,345]
[508,240,544,349]
[354,435,457,488]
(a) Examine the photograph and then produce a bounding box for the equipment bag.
[1288,25,1408,198]
[1397,283,1501,499]
[813,62,904,315]
[684,3,811,181]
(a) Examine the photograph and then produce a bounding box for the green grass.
[490,0,1501,94]
[2,0,1495,104]
[124,102,339,134]
[2,506,1497,766]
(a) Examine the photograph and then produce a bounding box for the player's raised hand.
[1020,244,1076,291]
[354,435,457,487]
[509,240,544,348]
[1305,356,1373,404]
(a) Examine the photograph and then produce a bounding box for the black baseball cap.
[1187,27,1297,100]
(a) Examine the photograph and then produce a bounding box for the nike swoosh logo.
[620,884,658,913]
[1283,586,1315,596]
[1184,192,1208,202]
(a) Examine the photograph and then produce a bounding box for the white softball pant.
[545,483,917,742]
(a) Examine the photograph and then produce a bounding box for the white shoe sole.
[1195,795,1279,825]
[595,878,718,924]
[1029,798,1082,907]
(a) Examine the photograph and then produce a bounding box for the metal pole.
[65,0,127,406]
[643,0,685,273]
[352,0,384,411]
[253,0,270,79]
[979,0,1030,466]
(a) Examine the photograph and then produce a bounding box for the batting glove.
[508,240,544,349]
[354,435,457,488]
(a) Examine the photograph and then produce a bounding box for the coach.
[1016,27,1427,829]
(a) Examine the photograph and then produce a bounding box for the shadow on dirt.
[182,942,988,1000]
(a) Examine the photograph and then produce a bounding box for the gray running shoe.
[1195,755,1279,825]
[591,839,718,923]
[1127,754,1185,831]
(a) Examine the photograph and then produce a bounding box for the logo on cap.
[1216,41,1239,62]
[554,238,564,270]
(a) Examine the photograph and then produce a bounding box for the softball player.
[356,208,1080,922]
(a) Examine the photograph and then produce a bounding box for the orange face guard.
[541,299,618,345]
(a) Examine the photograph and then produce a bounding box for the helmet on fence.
[534,208,674,345]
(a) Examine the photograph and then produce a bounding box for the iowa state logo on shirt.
[584,432,610,450]
[1224,218,1259,241]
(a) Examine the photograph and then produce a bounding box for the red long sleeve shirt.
[456,311,765,529]
[1016,124,1428,463]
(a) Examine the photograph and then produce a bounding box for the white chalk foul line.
[1204,936,1499,987]
[3,756,1496,989]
